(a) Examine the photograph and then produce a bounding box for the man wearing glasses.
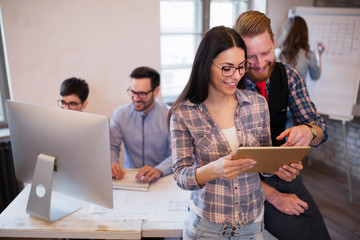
[58,77,89,111]
[110,66,172,183]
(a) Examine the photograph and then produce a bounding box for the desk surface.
[0,174,190,239]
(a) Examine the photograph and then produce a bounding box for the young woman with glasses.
[168,26,271,239]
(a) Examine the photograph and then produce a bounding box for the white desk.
[0,174,191,239]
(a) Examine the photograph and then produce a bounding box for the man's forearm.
[261,181,280,204]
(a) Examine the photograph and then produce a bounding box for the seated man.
[234,10,330,240]
[110,66,171,183]
[58,77,89,111]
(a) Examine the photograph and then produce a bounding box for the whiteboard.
[289,7,360,121]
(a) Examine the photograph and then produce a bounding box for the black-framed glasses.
[127,87,155,99]
[213,60,251,77]
[57,99,82,109]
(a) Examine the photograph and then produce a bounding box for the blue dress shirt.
[110,99,172,176]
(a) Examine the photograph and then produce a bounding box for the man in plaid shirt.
[234,10,330,240]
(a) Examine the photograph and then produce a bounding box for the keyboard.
[112,169,150,192]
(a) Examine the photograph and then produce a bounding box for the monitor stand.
[26,153,81,222]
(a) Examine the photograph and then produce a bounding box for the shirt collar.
[244,76,269,92]
[130,99,159,118]
[181,89,252,108]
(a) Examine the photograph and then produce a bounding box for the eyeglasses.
[213,60,251,77]
[127,87,155,99]
[57,99,82,109]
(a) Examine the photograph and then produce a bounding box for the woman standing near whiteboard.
[276,16,325,81]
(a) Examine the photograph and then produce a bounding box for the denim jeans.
[183,206,264,240]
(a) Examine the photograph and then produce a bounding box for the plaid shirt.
[170,89,271,226]
[245,63,328,142]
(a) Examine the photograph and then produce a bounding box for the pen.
[318,44,324,53]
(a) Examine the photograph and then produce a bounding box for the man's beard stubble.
[246,60,276,83]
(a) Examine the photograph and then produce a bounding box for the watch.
[303,123,317,140]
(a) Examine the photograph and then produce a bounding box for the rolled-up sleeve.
[287,65,328,143]
[170,108,203,191]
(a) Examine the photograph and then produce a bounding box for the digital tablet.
[233,146,311,173]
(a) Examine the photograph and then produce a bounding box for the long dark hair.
[168,26,247,122]
[278,16,310,66]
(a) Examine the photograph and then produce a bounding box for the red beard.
[246,60,276,83]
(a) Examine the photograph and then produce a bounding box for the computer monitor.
[6,100,113,222]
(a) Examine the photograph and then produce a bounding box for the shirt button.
[231,231,235,236]
[222,231,226,236]
[235,201,239,204]
[224,226,228,230]
[234,186,238,189]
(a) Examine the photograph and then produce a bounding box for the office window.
[160,0,202,103]
[0,17,10,129]
[209,0,249,29]
[252,0,266,13]
[160,0,250,103]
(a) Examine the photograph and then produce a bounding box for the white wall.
[267,0,314,46]
[0,0,160,118]
[0,0,317,120]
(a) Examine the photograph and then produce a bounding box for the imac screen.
[6,100,113,222]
